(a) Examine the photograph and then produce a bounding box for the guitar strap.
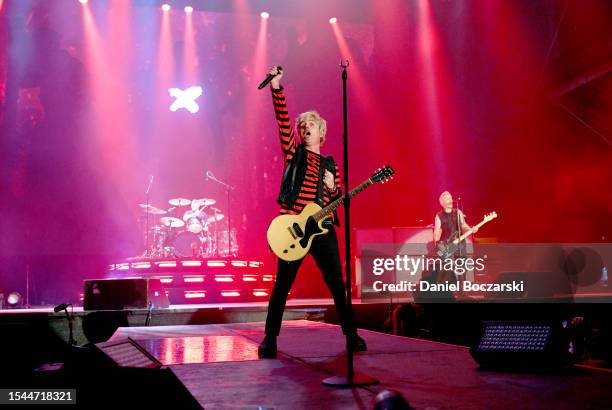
[318,155,339,225]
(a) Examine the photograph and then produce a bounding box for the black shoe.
[347,333,367,352]
[258,335,277,358]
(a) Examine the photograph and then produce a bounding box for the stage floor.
[104,320,612,410]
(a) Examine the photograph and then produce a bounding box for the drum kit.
[139,197,238,258]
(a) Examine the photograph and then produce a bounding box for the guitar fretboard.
[313,179,373,222]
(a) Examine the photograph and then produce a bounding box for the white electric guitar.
[267,166,395,261]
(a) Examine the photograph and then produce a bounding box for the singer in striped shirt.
[273,90,342,218]
[258,67,367,359]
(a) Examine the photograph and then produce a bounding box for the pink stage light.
[161,3,170,11]
[79,0,88,4]
[184,276,205,283]
[184,6,193,13]
[184,291,206,299]
[132,262,151,269]
[182,260,202,267]
[221,291,240,297]
[329,17,338,24]
[253,290,269,297]
[215,275,234,282]
[260,12,270,19]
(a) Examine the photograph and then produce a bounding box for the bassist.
[432,191,478,285]
[433,191,478,256]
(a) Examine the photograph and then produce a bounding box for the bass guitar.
[435,211,498,258]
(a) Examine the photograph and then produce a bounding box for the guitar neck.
[313,179,373,222]
[457,218,489,242]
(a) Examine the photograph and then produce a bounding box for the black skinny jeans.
[264,225,355,336]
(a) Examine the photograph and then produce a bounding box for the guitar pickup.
[292,223,304,238]
[287,227,297,239]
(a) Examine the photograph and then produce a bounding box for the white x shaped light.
[169,86,203,114]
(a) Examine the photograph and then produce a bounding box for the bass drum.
[217,229,238,257]
[173,231,201,257]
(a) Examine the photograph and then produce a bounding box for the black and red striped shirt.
[271,86,341,219]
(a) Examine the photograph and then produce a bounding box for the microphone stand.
[456,198,463,258]
[207,172,236,257]
[144,176,154,258]
[322,61,379,388]
[55,303,76,346]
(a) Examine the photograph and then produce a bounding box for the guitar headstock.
[371,165,395,184]
[483,211,498,222]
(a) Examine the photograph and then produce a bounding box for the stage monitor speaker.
[470,320,570,370]
[83,278,169,310]
[95,337,162,368]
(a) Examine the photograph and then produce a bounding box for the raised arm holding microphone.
[258,66,367,358]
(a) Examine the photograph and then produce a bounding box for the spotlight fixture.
[6,292,22,308]
[161,3,170,11]
[78,0,88,4]
[260,12,270,19]
[329,17,338,24]
[184,6,193,13]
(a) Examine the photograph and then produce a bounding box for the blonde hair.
[296,111,327,144]
[439,191,452,205]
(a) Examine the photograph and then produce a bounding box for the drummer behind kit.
[139,197,238,258]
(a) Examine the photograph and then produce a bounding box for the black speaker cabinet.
[83,278,169,310]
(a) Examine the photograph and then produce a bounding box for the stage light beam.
[260,12,270,19]
[161,4,170,11]
[184,6,193,13]
[329,17,338,24]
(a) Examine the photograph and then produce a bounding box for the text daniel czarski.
[372,280,525,293]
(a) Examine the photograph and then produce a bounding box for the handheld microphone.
[257,66,282,90]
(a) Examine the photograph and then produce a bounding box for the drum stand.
[206,171,236,257]
[143,176,154,258]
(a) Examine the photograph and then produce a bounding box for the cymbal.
[169,197,191,207]
[207,213,224,223]
[139,204,167,214]
[160,216,185,227]
[191,198,216,210]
